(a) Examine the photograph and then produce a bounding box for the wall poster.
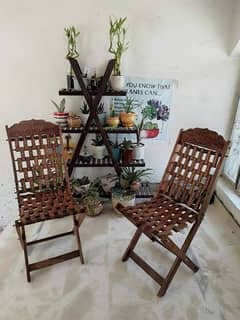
[114,77,174,141]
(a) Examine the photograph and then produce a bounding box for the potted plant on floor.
[106,101,119,127]
[108,17,129,91]
[120,138,134,163]
[120,97,136,127]
[111,167,152,214]
[80,102,90,125]
[65,26,80,89]
[92,134,106,160]
[71,176,90,194]
[67,112,81,128]
[51,98,69,127]
[81,178,104,217]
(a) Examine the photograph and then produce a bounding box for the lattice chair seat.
[19,188,86,224]
[116,128,229,297]
[6,119,86,282]
[118,194,199,238]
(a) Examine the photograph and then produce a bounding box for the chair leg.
[21,225,31,282]
[122,228,142,262]
[158,220,202,297]
[73,215,84,264]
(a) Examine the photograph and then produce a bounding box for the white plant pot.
[133,144,145,160]
[110,75,125,92]
[93,145,105,160]
[111,190,136,215]
[80,113,89,126]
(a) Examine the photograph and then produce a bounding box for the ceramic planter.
[133,143,145,160]
[120,112,136,127]
[106,116,119,127]
[110,75,125,91]
[111,187,136,215]
[112,147,121,161]
[92,145,105,160]
[141,129,160,139]
[67,116,81,128]
[80,113,89,126]
[54,112,69,127]
[122,149,134,163]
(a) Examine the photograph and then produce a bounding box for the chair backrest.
[158,128,229,213]
[6,120,69,203]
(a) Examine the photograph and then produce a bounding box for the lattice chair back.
[6,120,69,202]
[158,128,229,213]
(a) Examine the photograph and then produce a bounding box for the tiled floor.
[0,199,239,320]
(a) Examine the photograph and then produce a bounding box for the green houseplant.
[108,17,129,91]
[106,100,119,127]
[71,176,90,194]
[81,178,104,217]
[120,97,136,127]
[80,102,90,125]
[51,98,69,127]
[120,138,134,163]
[65,26,80,89]
[92,134,106,160]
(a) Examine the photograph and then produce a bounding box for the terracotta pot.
[120,112,136,127]
[106,116,119,127]
[67,116,81,128]
[54,112,69,127]
[130,181,141,191]
[122,149,134,163]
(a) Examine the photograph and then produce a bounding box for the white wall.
[0,0,239,226]
[230,0,240,53]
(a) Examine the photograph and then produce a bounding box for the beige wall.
[0,0,239,225]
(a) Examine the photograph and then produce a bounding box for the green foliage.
[80,102,89,114]
[123,97,135,113]
[109,101,116,117]
[92,134,104,146]
[120,138,133,150]
[71,176,90,186]
[64,26,80,59]
[108,17,129,76]
[81,178,102,203]
[143,121,159,130]
[120,167,152,187]
[51,98,66,113]
[141,105,157,120]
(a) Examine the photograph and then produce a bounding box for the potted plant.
[120,97,136,127]
[106,101,119,127]
[81,178,104,217]
[111,187,135,214]
[78,146,92,164]
[92,134,106,160]
[133,114,145,160]
[120,167,152,192]
[71,176,90,194]
[111,134,121,161]
[108,17,129,91]
[51,98,69,127]
[97,103,106,126]
[65,26,80,89]
[67,112,81,128]
[120,138,134,163]
[80,102,90,125]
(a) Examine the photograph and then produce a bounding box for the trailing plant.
[51,98,66,113]
[92,134,104,146]
[123,97,135,113]
[108,17,129,76]
[80,102,90,114]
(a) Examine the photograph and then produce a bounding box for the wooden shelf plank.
[62,126,137,134]
[59,89,127,96]
[68,158,145,167]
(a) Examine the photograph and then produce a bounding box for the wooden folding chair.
[6,119,87,282]
[117,128,229,297]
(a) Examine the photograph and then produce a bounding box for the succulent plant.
[80,102,90,114]
[123,97,135,113]
[92,134,104,146]
[120,138,133,150]
[51,98,66,113]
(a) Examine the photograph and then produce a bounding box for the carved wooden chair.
[116,128,229,297]
[6,119,87,282]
